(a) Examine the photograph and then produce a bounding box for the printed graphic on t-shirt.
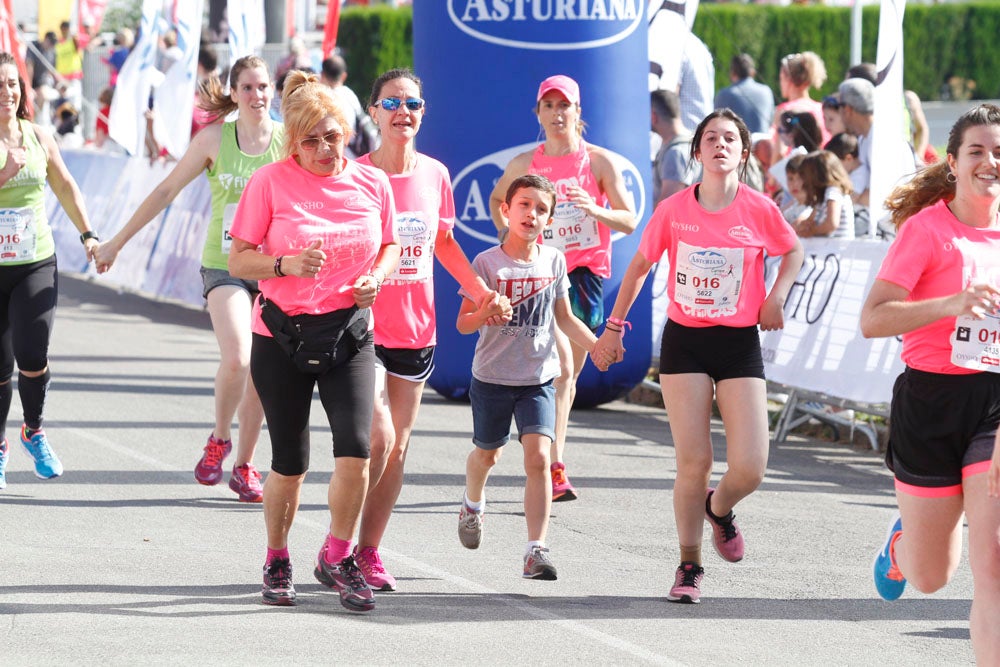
[543,202,600,253]
[0,207,37,262]
[497,276,556,338]
[674,240,742,318]
[391,211,434,282]
[221,203,238,254]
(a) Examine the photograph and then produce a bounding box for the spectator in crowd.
[25,31,57,127]
[320,55,378,158]
[274,36,312,82]
[93,86,114,150]
[191,46,219,137]
[103,28,134,87]
[777,110,822,153]
[838,78,875,208]
[54,21,84,112]
[794,150,855,238]
[677,32,715,133]
[156,29,183,74]
[821,93,846,137]
[780,152,812,226]
[651,88,700,204]
[774,51,829,148]
[54,101,81,148]
[714,53,774,135]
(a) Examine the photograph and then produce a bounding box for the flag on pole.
[647,0,699,93]
[0,0,33,117]
[78,0,109,41]
[322,0,341,59]
[869,0,916,235]
[152,0,204,158]
[228,0,266,70]
[108,0,167,157]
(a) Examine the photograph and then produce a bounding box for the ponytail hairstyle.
[885,103,1000,228]
[0,52,29,120]
[280,70,351,159]
[198,55,270,123]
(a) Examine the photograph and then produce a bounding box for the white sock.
[525,540,544,556]
[464,492,484,512]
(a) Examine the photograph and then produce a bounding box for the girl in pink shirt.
[228,71,401,612]
[592,109,804,604]
[353,68,509,591]
[489,74,637,504]
[861,104,1000,663]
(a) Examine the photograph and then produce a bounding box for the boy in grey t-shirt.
[455,174,608,580]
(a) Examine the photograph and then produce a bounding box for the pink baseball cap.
[536,75,580,105]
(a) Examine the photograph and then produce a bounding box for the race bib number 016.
[543,202,600,253]
[951,313,1000,372]
[0,207,37,263]
[673,241,743,311]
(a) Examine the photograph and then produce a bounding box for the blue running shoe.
[0,438,8,489]
[20,425,63,479]
[873,512,906,601]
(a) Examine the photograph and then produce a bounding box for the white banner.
[108,0,166,156]
[47,150,212,307]
[227,0,266,72]
[152,0,205,158]
[651,237,904,405]
[870,0,915,230]
[647,0,699,93]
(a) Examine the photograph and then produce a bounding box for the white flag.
[228,0,266,71]
[647,0,700,92]
[152,0,204,159]
[107,0,166,157]
[870,0,916,235]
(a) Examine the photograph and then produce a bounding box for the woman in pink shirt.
[862,104,1000,663]
[489,74,637,503]
[592,109,803,604]
[352,68,509,591]
[228,71,401,612]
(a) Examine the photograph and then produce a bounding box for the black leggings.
[251,331,375,476]
[0,255,57,379]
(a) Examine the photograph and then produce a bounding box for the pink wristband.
[607,316,631,331]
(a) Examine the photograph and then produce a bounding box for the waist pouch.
[259,297,370,374]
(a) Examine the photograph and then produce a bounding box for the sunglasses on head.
[376,97,425,112]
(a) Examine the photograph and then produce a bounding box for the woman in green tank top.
[93,56,283,503]
[0,52,99,488]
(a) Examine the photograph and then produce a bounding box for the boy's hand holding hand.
[476,291,510,326]
[590,326,624,371]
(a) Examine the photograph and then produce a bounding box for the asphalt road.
[0,273,975,666]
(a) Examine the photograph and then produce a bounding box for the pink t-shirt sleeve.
[230,167,274,246]
[637,197,676,265]
[877,220,932,291]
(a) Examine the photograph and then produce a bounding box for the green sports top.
[0,120,54,266]
[202,120,284,270]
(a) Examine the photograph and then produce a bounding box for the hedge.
[337,2,997,105]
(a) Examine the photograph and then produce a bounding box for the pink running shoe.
[354,545,397,591]
[194,434,232,485]
[229,463,264,503]
[668,561,704,604]
[705,488,744,563]
[551,462,578,502]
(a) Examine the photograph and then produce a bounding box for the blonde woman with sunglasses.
[228,70,400,611]
[352,68,510,591]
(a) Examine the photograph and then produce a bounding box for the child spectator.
[455,174,605,581]
[825,133,869,236]
[781,152,812,226]
[796,150,855,238]
[94,86,113,149]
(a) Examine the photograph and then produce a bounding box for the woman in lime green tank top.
[0,52,99,489]
[93,56,283,503]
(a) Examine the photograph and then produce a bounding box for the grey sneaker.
[523,546,558,580]
[458,501,483,549]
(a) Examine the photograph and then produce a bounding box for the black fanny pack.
[259,297,370,374]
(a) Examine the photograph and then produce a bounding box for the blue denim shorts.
[469,377,556,449]
[200,266,258,299]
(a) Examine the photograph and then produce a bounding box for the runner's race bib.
[951,313,1000,373]
[0,207,37,263]
[220,204,238,254]
[391,212,434,282]
[673,241,743,312]
[543,202,600,253]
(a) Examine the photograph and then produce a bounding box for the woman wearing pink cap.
[490,74,636,502]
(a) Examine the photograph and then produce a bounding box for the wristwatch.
[80,230,99,244]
